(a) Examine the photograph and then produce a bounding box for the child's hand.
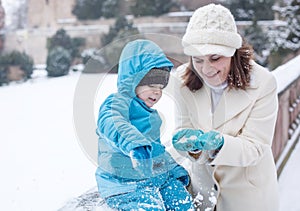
[172,129,204,151]
[130,146,152,177]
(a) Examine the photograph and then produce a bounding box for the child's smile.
[136,84,164,107]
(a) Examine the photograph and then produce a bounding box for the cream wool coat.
[171,61,279,211]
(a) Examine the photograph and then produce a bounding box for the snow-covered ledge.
[273,55,300,94]
[272,55,300,176]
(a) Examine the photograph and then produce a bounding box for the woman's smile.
[205,70,221,78]
[192,55,231,86]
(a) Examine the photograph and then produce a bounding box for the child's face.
[135,84,164,107]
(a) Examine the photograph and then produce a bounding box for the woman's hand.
[172,129,204,151]
[198,131,224,150]
[172,129,224,151]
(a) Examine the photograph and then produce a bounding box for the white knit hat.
[182,4,242,57]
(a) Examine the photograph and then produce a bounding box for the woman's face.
[192,54,232,87]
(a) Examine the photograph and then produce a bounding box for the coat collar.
[212,86,252,128]
[216,68,260,128]
[197,71,258,129]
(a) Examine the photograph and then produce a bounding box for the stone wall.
[3,24,109,64]
[3,15,189,64]
[27,0,75,29]
[3,0,283,65]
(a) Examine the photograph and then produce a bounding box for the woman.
[171,4,279,211]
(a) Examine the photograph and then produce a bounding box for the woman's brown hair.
[182,42,254,92]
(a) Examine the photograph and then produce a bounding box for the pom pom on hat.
[182,4,242,57]
[138,68,170,88]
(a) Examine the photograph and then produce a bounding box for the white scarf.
[204,81,228,113]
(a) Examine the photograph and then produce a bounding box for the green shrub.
[95,16,141,73]
[46,46,72,77]
[47,29,86,59]
[101,16,137,46]
[0,55,8,85]
[71,37,86,58]
[9,51,34,78]
[72,0,120,20]
[0,66,8,86]
[72,0,103,20]
[131,0,178,17]
[0,50,34,85]
[102,0,119,18]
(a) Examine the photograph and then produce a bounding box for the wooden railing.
[271,55,300,176]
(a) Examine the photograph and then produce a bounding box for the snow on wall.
[272,55,300,94]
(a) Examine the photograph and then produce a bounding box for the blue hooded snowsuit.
[95,40,193,210]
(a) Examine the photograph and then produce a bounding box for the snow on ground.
[0,72,96,211]
[0,70,300,210]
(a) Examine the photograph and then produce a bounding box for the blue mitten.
[197,130,224,150]
[130,146,152,177]
[172,129,204,151]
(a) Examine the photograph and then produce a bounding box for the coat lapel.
[213,87,253,129]
[211,69,259,129]
[192,69,259,130]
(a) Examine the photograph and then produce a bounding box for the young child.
[95,39,194,210]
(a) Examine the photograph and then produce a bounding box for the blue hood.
[117,39,173,97]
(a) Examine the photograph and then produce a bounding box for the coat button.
[214,184,218,191]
